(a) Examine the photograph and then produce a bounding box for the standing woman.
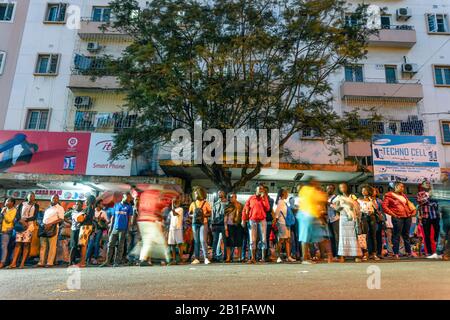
[8,192,39,269]
[358,185,380,261]
[224,193,243,263]
[332,183,363,263]
[189,186,212,265]
[78,195,95,267]
[274,189,296,263]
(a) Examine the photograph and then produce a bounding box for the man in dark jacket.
[211,190,228,262]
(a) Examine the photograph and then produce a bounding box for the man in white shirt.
[38,194,65,267]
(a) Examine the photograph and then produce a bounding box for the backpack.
[193,201,206,225]
[281,205,296,227]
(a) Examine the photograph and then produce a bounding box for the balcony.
[69,75,121,90]
[78,18,130,40]
[72,111,137,133]
[368,25,416,48]
[340,79,423,102]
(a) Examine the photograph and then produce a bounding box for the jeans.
[1,232,11,264]
[87,230,103,261]
[376,222,384,256]
[107,229,127,265]
[211,225,225,261]
[241,223,251,260]
[366,214,378,255]
[392,217,412,255]
[422,218,440,254]
[193,224,208,260]
[328,220,340,257]
[249,220,267,251]
[265,222,272,256]
[127,230,139,262]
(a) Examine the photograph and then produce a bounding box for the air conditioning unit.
[402,63,419,73]
[74,96,92,108]
[87,42,101,52]
[396,8,412,21]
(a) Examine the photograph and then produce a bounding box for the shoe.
[287,257,297,262]
[443,255,449,261]
[34,264,44,268]
[355,258,362,263]
[247,259,256,264]
[45,265,54,268]
[301,260,314,265]
[204,258,211,265]
[99,262,111,268]
[191,259,200,265]
[91,259,98,265]
[393,255,400,260]
[277,257,282,263]
[427,253,442,260]
[371,255,381,261]
[139,260,152,267]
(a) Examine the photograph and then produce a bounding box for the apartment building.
[0,0,30,129]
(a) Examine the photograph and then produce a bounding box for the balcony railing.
[359,118,424,136]
[380,24,414,31]
[78,18,129,40]
[74,111,137,132]
[369,24,416,48]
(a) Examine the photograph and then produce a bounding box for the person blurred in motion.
[297,180,332,264]
[211,190,228,262]
[326,185,339,258]
[101,193,133,267]
[137,189,173,266]
[224,193,243,263]
[436,204,450,260]
[332,183,362,263]
[417,180,440,256]
[86,199,109,265]
[37,195,65,268]
[358,185,380,261]
[242,185,270,264]
[8,193,38,269]
[0,198,16,268]
[382,182,416,259]
[189,187,212,265]
[168,197,184,264]
[274,189,296,263]
[68,200,84,266]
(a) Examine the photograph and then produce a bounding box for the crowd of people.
[0,179,449,269]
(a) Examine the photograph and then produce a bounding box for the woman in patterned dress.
[332,183,363,263]
[8,192,39,269]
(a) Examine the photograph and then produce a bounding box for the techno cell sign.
[372,135,441,184]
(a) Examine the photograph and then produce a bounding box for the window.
[25,110,49,130]
[0,2,15,22]
[345,14,359,27]
[385,65,397,84]
[35,54,60,75]
[381,16,391,29]
[345,65,363,82]
[45,3,67,22]
[427,13,449,33]
[434,66,450,86]
[441,121,450,144]
[0,51,5,75]
[92,6,111,22]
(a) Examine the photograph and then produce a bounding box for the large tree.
[106,0,377,192]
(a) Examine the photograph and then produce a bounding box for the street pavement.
[1,260,449,300]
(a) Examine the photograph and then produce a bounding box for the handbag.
[14,221,26,233]
[358,234,367,250]
[38,223,58,238]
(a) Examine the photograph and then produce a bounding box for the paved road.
[1,260,449,300]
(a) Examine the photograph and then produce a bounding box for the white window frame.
[0,1,16,23]
[34,53,61,76]
[433,65,450,86]
[0,51,6,75]
[427,13,449,33]
[441,120,450,145]
[25,109,50,131]
[91,6,111,22]
[44,2,67,23]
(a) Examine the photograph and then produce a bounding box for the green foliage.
[106,0,378,191]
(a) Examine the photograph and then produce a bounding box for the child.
[168,197,184,264]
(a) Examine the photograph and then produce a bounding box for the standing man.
[38,195,65,268]
[101,192,133,267]
[263,186,275,262]
[242,185,270,264]
[382,182,416,259]
[326,185,339,258]
[68,200,84,266]
[211,190,228,262]
[417,180,440,256]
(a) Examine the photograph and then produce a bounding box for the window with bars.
[365,119,424,136]
[345,65,363,82]
[45,3,67,22]
[35,54,60,75]
[26,110,49,130]
[434,66,450,86]
[0,2,15,21]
